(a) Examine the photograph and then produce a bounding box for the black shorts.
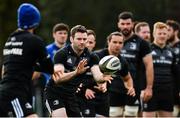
[109,92,127,106]
[94,92,110,117]
[0,93,34,117]
[77,95,96,117]
[143,86,174,112]
[174,89,180,105]
[45,88,81,117]
[126,89,141,107]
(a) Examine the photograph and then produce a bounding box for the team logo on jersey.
[84,109,90,115]
[11,37,16,41]
[67,58,73,64]
[151,51,157,55]
[174,48,179,54]
[160,56,165,60]
[130,42,137,50]
[167,51,172,57]
[143,103,148,108]
[25,103,32,109]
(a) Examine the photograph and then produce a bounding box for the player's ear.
[70,36,73,43]
[53,32,56,39]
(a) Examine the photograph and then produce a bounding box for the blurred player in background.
[0,3,56,117]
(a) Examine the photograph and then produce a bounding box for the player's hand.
[52,70,63,82]
[126,87,136,97]
[102,75,113,84]
[85,89,95,99]
[94,82,107,93]
[141,87,153,102]
[75,59,89,75]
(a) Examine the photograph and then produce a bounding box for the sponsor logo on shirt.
[130,42,137,50]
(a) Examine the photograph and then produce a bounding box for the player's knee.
[26,114,38,118]
[124,105,139,116]
[110,106,124,116]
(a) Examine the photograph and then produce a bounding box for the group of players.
[0,3,179,117]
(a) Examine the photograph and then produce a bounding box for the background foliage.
[1,0,180,62]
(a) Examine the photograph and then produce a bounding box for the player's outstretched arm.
[53,59,89,84]
[91,65,113,84]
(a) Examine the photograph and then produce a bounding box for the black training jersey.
[47,44,99,94]
[151,43,176,87]
[0,30,53,96]
[120,34,151,90]
[95,48,129,93]
[170,41,180,91]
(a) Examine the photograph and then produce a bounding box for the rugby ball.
[99,55,121,75]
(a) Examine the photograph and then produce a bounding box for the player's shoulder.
[94,48,107,56]
[55,44,69,55]
[46,42,55,50]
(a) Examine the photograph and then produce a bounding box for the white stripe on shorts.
[45,99,52,115]
[11,98,24,117]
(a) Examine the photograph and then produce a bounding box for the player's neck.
[18,28,34,34]
[71,44,83,56]
[55,41,64,49]
[108,48,119,57]
[153,41,166,49]
[124,32,134,41]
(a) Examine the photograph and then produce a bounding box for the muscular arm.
[143,54,154,89]
[91,65,113,83]
[122,72,135,96]
[142,53,154,101]
[53,59,89,84]
[53,64,77,84]
[122,72,133,89]
[91,65,104,82]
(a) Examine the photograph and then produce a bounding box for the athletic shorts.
[0,94,34,117]
[94,93,110,117]
[45,88,82,117]
[77,96,96,117]
[174,89,180,105]
[109,92,127,106]
[126,90,141,107]
[143,86,174,112]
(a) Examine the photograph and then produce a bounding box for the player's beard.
[168,34,175,43]
[121,29,132,37]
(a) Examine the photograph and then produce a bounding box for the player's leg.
[124,91,140,117]
[95,93,110,117]
[45,99,67,117]
[109,92,126,117]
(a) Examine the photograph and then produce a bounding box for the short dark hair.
[135,22,150,33]
[118,11,134,21]
[70,25,87,37]
[166,20,180,31]
[107,31,124,42]
[87,29,96,38]
[53,23,69,33]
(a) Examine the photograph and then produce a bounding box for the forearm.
[123,73,133,89]
[54,70,77,84]
[91,65,104,83]
[145,64,154,89]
